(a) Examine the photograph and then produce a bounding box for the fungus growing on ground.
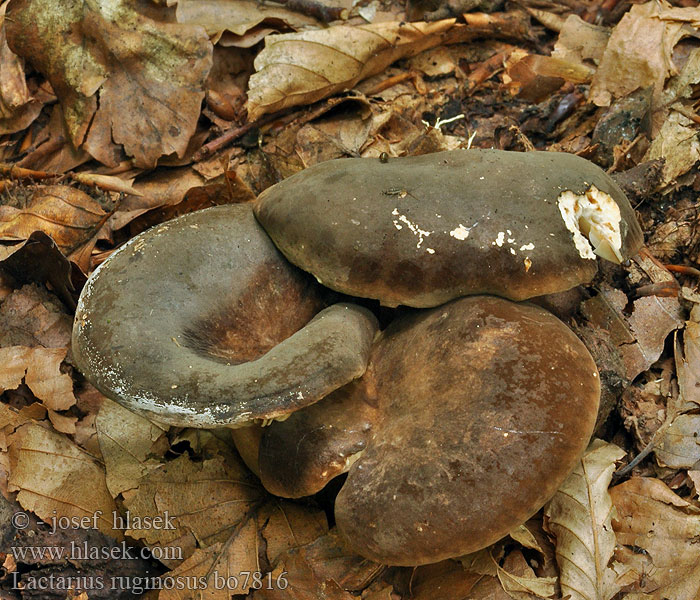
[71,149,641,568]
[72,204,378,427]
[257,379,378,497]
[254,149,644,307]
[258,296,600,566]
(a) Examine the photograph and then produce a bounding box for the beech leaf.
[544,439,626,600]
[7,422,121,539]
[611,477,700,598]
[247,19,465,120]
[5,0,213,168]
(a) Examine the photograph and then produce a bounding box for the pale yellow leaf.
[544,438,626,600]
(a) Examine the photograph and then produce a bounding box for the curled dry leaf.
[552,15,609,68]
[544,439,626,600]
[611,477,700,598]
[247,18,472,120]
[505,53,592,103]
[590,0,700,107]
[0,3,44,135]
[7,422,122,540]
[0,184,111,255]
[175,0,319,47]
[460,546,556,600]
[5,0,213,168]
[0,345,76,411]
[0,230,82,309]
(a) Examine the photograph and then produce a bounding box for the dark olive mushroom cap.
[258,378,379,497]
[72,204,379,427]
[335,295,600,565]
[255,149,643,308]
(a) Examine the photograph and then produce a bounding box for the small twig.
[635,281,680,297]
[665,264,700,278]
[194,110,288,162]
[364,71,426,96]
[0,163,56,180]
[614,416,676,479]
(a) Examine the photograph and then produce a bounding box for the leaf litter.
[1,0,700,598]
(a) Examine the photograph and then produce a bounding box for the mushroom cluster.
[72,149,643,566]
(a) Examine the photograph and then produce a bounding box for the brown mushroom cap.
[333,295,600,565]
[255,149,643,307]
[257,378,378,497]
[72,204,379,427]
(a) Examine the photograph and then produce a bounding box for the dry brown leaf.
[611,477,700,598]
[461,546,556,600]
[505,53,592,102]
[0,345,76,410]
[160,516,260,599]
[247,19,469,120]
[581,285,684,381]
[71,172,141,197]
[552,15,609,67]
[544,439,626,600]
[645,107,700,187]
[272,528,381,594]
[590,0,700,107]
[7,422,122,539]
[96,398,168,498]
[260,501,330,567]
[47,408,77,434]
[159,497,329,598]
[655,414,700,468]
[5,0,213,168]
[252,550,354,600]
[295,100,373,168]
[175,0,319,47]
[122,453,264,553]
[676,304,700,408]
[0,283,73,349]
[0,184,111,255]
[0,2,41,134]
[109,167,206,231]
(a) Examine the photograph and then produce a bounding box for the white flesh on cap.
[557,186,624,263]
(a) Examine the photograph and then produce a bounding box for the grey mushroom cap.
[255,149,644,308]
[72,204,379,427]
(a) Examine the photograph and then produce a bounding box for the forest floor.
[1,0,700,598]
